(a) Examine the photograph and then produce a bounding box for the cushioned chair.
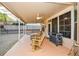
[48,32,63,46]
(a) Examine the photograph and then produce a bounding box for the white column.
[24,23,26,34]
[25,24,27,34]
[58,17,59,33]
[77,3,79,43]
[23,22,25,35]
[18,19,20,40]
[71,6,75,44]
[49,21,52,33]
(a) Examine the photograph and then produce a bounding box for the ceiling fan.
[36,13,43,20]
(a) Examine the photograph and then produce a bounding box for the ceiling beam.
[45,2,73,5]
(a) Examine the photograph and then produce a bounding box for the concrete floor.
[5,34,70,56]
[0,33,24,56]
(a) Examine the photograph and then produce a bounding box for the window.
[48,23,50,33]
[74,23,77,41]
[59,11,71,38]
[74,5,77,41]
[52,17,58,33]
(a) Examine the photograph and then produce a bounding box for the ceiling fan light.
[36,17,42,20]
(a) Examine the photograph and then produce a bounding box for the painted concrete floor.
[0,33,24,56]
[5,34,70,56]
[0,34,18,56]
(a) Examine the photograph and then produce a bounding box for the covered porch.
[0,2,78,56]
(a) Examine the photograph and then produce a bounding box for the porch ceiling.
[0,2,72,23]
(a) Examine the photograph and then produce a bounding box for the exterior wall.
[44,19,49,37]
[44,6,74,49]
[77,3,79,43]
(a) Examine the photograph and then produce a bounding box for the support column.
[58,17,59,33]
[23,22,25,35]
[71,6,75,44]
[77,3,79,43]
[18,19,20,40]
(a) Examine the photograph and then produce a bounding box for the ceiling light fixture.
[36,13,42,20]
